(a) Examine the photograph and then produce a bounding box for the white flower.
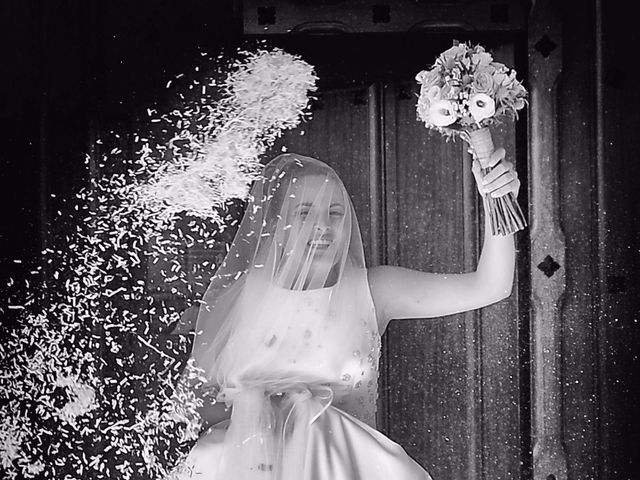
[471,51,493,67]
[439,44,468,66]
[468,93,496,122]
[415,69,441,90]
[415,69,429,83]
[428,100,457,126]
[426,85,441,102]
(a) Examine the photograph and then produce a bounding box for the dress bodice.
[219,283,381,427]
[272,286,381,427]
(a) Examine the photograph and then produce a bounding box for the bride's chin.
[312,257,343,275]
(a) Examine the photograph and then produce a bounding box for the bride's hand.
[471,147,521,198]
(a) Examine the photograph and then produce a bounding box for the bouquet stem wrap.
[466,127,527,236]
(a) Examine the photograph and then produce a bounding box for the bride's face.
[283,174,348,270]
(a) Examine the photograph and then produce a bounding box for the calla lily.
[468,93,496,122]
[426,85,441,102]
[428,100,457,126]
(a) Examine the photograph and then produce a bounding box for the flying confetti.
[0,45,317,480]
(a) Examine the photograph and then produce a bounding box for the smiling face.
[289,175,346,252]
[278,174,350,288]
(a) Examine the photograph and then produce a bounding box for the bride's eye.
[330,210,345,217]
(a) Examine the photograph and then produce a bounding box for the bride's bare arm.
[368,147,519,333]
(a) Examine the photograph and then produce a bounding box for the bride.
[174,150,519,479]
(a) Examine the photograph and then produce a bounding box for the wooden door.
[148,33,529,479]
[263,35,528,480]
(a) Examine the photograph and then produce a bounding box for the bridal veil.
[188,153,381,479]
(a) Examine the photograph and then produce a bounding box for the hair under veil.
[188,153,381,479]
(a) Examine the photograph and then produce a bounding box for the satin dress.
[173,286,432,480]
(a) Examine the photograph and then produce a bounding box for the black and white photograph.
[1,1,638,479]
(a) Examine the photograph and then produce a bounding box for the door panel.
[381,79,474,479]
[160,35,526,480]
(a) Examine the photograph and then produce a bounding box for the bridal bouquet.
[415,41,527,235]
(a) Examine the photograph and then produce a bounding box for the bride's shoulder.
[366,265,433,330]
[366,265,406,290]
[366,265,406,300]
[366,266,404,332]
[366,265,388,290]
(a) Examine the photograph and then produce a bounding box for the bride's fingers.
[472,159,482,177]
[490,179,520,198]
[483,170,518,196]
[487,175,520,197]
[482,161,510,185]
[486,147,506,168]
[471,160,485,194]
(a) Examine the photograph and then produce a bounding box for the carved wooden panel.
[381,41,523,480]
[528,1,568,479]
[595,2,640,479]
[557,1,600,479]
[476,44,525,480]
[382,80,473,479]
[242,0,528,34]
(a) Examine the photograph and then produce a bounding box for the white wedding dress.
[175,285,431,480]
[176,153,433,479]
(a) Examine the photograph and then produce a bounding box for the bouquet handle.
[466,127,527,236]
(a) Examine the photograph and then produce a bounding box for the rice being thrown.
[135,47,318,226]
[0,45,318,480]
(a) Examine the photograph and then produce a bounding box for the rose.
[468,93,496,122]
[438,44,468,69]
[472,70,495,95]
[471,51,493,67]
[416,85,443,125]
[441,44,468,60]
[428,99,457,126]
[492,71,510,85]
[415,69,442,90]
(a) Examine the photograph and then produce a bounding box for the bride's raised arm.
[368,147,519,333]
